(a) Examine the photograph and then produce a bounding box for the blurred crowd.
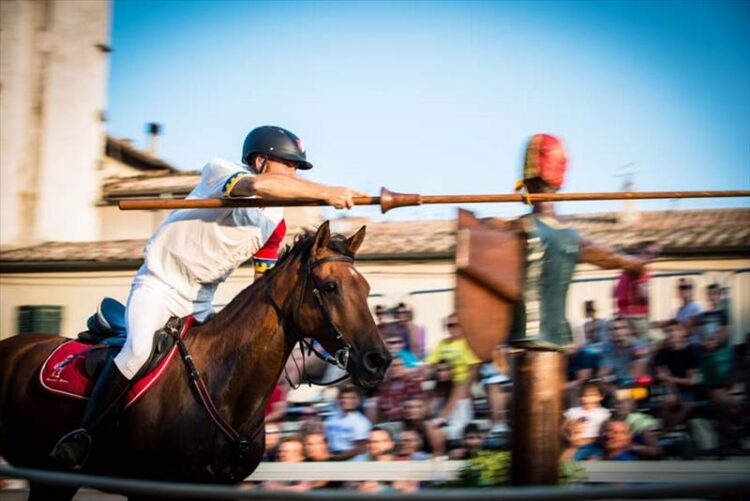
[256,249,750,492]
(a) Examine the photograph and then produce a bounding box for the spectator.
[426,313,481,386]
[566,342,602,408]
[449,423,486,459]
[297,407,325,437]
[374,304,389,326]
[613,241,660,340]
[425,314,480,441]
[402,397,445,456]
[351,427,419,493]
[427,360,473,446]
[302,431,335,490]
[354,426,396,461]
[393,303,426,359]
[600,317,649,386]
[384,334,420,369]
[582,300,608,349]
[614,395,663,459]
[303,431,331,462]
[396,430,432,460]
[563,381,611,445]
[575,420,638,461]
[699,285,742,446]
[601,420,639,460]
[263,423,282,461]
[480,344,511,434]
[262,436,316,492]
[654,320,700,434]
[675,278,703,344]
[368,355,425,423]
[324,385,371,460]
[699,284,734,400]
[560,417,590,461]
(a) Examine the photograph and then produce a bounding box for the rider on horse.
[51,125,365,469]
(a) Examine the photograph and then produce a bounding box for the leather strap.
[170,324,262,454]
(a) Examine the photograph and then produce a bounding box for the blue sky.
[108,0,749,220]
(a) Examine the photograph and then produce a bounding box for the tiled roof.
[102,173,201,200]
[105,136,181,173]
[1,209,748,270]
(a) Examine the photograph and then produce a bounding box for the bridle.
[168,250,358,466]
[263,252,357,387]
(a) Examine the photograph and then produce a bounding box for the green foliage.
[448,451,587,487]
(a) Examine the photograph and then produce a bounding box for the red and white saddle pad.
[39,316,196,408]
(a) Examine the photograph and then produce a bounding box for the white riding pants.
[113,269,214,380]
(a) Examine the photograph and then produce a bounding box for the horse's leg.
[28,482,79,501]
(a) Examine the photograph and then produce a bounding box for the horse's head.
[293,221,391,390]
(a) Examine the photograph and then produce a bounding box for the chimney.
[146,122,161,156]
[620,175,640,225]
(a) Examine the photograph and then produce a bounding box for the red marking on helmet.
[295,138,305,153]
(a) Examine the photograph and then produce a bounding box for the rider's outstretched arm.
[231,174,364,209]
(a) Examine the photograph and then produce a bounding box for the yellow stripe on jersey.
[222,172,252,197]
[253,257,278,273]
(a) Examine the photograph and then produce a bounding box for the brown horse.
[0,221,391,500]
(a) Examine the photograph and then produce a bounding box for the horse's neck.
[190,260,302,429]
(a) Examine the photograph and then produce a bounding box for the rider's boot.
[49,358,131,469]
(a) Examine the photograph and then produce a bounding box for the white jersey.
[142,158,284,301]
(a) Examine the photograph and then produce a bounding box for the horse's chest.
[123,406,264,482]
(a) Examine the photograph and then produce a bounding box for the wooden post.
[511,349,565,486]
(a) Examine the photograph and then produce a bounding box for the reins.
[168,248,358,457]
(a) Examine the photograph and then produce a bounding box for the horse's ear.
[346,225,366,255]
[313,220,331,252]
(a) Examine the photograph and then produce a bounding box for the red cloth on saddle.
[39,316,195,408]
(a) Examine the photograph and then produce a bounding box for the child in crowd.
[563,381,611,445]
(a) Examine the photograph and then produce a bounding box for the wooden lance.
[117,187,750,212]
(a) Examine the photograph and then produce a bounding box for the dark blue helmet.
[241,126,312,170]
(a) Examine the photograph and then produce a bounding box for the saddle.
[40,297,194,406]
[76,298,179,380]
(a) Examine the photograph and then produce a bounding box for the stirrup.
[50,428,92,470]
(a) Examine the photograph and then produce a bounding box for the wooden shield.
[455,209,523,361]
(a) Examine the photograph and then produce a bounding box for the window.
[17,305,63,335]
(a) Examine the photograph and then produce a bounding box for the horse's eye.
[322,281,338,293]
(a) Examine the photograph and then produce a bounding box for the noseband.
[264,253,357,386]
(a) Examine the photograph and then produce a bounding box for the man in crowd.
[262,436,316,492]
[581,300,607,349]
[324,385,371,460]
[654,320,700,434]
[396,430,432,460]
[351,428,419,493]
[425,313,480,441]
[675,278,703,344]
[698,284,741,445]
[448,423,486,460]
[368,355,425,423]
[600,317,649,386]
[303,431,332,462]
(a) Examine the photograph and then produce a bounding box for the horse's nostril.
[362,351,388,374]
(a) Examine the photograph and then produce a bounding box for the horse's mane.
[272,228,353,272]
[206,227,352,330]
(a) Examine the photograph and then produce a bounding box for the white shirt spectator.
[563,406,612,440]
[324,410,371,454]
